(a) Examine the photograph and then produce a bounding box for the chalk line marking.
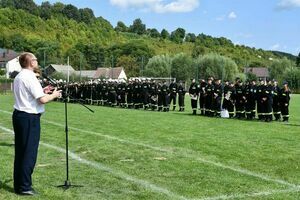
[1,124,299,200]
[0,124,188,200]
[0,109,298,189]
[43,119,298,188]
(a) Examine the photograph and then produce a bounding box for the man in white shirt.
[12,52,61,195]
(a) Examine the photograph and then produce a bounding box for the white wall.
[118,69,127,80]
[6,56,21,78]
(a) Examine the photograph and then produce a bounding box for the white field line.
[0,124,299,200]
[0,109,298,189]
[197,187,300,200]
[43,119,298,188]
[0,124,188,200]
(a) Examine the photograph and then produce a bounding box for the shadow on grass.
[0,179,14,193]
[0,142,14,147]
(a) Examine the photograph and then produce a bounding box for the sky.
[34,0,300,55]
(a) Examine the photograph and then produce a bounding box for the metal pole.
[79,54,82,81]
[43,50,46,70]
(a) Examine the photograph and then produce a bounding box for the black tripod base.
[57,180,83,190]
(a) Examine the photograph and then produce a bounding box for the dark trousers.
[169,93,177,108]
[199,95,205,114]
[178,94,185,109]
[12,110,41,192]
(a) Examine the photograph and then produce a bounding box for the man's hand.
[43,85,54,94]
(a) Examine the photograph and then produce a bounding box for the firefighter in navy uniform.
[250,80,257,119]
[272,80,281,121]
[161,81,170,112]
[157,82,163,111]
[141,78,150,110]
[189,79,199,115]
[263,79,274,122]
[256,79,265,120]
[199,79,207,115]
[133,79,141,109]
[177,81,186,111]
[126,79,134,108]
[119,80,127,108]
[280,82,291,122]
[149,80,158,110]
[204,78,214,116]
[108,80,117,107]
[234,80,246,119]
[245,80,256,120]
[169,80,178,111]
[212,79,222,117]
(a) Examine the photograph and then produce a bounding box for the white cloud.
[270,44,281,50]
[216,11,237,21]
[276,0,300,10]
[228,11,237,19]
[109,0,200,13]
[216,15,225,21]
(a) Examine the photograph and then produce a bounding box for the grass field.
[0,93,300,200]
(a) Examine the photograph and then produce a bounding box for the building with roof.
[244,67,269,81]
[44,64,75,76]
[0,48,18,69]
[94,67,127,80]
[45,64,127,80]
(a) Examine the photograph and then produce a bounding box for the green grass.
[0,93,300,200]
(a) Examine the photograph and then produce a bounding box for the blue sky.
[34,0,300,55]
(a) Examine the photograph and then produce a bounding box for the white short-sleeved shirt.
[13,69,46,114]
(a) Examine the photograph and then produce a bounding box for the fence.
[0,82,12,94]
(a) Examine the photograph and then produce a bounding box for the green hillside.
[0,1,298,77]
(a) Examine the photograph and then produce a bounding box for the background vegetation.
[0,0,299,87]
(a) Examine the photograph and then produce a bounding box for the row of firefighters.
[189,78,291,122]
[53,77,291,122]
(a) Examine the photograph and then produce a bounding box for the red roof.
[0,49,18,63]
[94,67,124,79]
[244,67,269,78]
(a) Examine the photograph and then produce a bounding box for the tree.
[108,41,155,64]
[148,28,160,38]
[185,33,196,43]
[245,72,257,81]
[0,0,15,8]
[115,21,128,32]
[65,48,88,70]
[52,2,65,15]
[160,29,169,39]
[171,53,193,81]
[269,58,294,84]
[116,55,139,78]
[194,53,239,81]
[283,66,300,89]
[129,18,146,35]
[192,45,206,58]
[11,0,39,15]
[9,33,28,52]
[297,52,300,67]
[170,28,186,43]
[79,8,95,24]
[144,55,172,77]
[62,4,80,21]
[40,1,52,20]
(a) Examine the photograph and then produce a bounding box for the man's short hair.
[19,52,34,68]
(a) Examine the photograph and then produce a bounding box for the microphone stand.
[56,84,94,190]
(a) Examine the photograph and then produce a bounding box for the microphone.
[42,73,57,86]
